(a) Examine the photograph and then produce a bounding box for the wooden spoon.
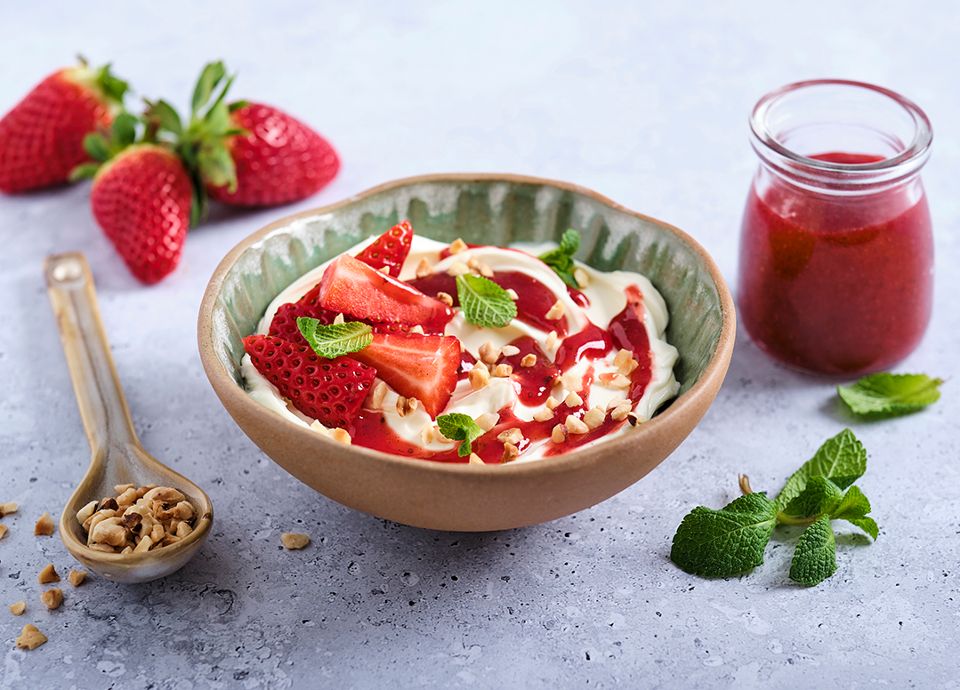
[45,253,212,583]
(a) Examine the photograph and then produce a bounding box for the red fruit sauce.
[348,285,654,463]
[738,151,933,375]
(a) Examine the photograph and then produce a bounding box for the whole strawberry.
[145,61,339,209]
[83,136,193,284]
[0,60,128,193]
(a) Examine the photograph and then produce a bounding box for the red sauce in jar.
[738,152,933,375]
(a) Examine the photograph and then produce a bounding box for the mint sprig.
[436,413,484,457]
[838,372,943,417]
[297,317,373,359]
[538,229,581,288]
[456,274,517,329]
[669,429,879,587]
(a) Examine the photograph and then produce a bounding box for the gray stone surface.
[1,2,958,688]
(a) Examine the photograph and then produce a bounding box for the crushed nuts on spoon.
[75,484,198,554]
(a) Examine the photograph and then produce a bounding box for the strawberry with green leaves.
[0,59,128,193]
[145,61,339,210]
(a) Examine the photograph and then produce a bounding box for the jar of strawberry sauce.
[738,79,933,375]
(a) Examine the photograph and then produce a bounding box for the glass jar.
[738,79,933,376]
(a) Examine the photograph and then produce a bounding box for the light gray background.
[1,2,957,688]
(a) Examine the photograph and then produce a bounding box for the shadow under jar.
[738,79,933,376]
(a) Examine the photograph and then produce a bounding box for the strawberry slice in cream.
[242,229,679,464]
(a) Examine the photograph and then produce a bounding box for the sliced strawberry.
[318,254,453,331]
[268,283,339,343]
[243,335,376,428]
[355,221,413,277]
[352,333,461,418]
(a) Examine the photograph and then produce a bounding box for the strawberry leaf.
[191,61,226,117]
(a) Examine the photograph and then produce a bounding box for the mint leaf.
[538,229,581,288]
[781,476,843,519]
[789,516,837,586]
[830,486,878,539]
[436,413,484,457]
[775,429,866,511]
[670,493,777,577]
[297,318,373,359]
[838,373,943,417]
[456,274,517,328]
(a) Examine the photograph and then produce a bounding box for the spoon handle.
[45,253,138,456]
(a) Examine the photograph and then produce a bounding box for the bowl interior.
[209,177,724,407]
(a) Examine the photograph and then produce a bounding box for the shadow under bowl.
[198,173,735,531]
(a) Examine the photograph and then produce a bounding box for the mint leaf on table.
[830,486,879,539]
[774,428,866,511]
[456,274,517,328]
[538,229,582,288]
[789,516,837,586]
[436,413,485,457]
[669,492,777,577]
[780,476,843,519]
[838,373,943,417]
[297,317,373,359]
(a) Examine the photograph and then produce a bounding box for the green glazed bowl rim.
[198,172,736,478]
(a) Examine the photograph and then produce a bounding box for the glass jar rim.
[750,79,933,175]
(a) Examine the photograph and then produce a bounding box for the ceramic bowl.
[198,173,735,531]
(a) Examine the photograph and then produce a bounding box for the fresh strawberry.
[145,61,339,209]
[268,283,339,342]
[355,221,414,277]
[318,254,453,331]
[89,144,192,284]
[352,333,461,417]
[243,334,376,428]
[0,60,128,193]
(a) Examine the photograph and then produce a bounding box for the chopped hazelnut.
[533,407,554,422]
[468,362,490,390]
[560,371,583,392]
[609,373,632,388]
[550,424,567,444]
[544,330,559,352]
[369,380,388,409]
[133,535,154,553]
[501,345,520,357]
[67,570,87,587]
[9,601,25,616]
[415,258,433,278]
[505,288,519,301]
[395,396,418,417]
[436,291,454,307]
[545,396,561,411]
[448,238,468,254]
[475,412,499,431]
[0,502,18,517]
[613,348,633,370]
[420,424,440,445]
[75,500,97,525]
[329,428,352,445]
[37,564,59,584]
[0,524,7,540]
[496,428,523,445]
[626,413,641,427]
[34,512,55,536]
[91,517,127,547]
[446,261,470,277]
[606,398,630,411]
[564,391,584,408]
[573,267,590,288]
[333,312,346,325]
[378,265,390,274]
[478,341,501,365]
[40,589,63,611]
[409,325,425,335]
[565,415,590,435]
[545,300,565,320]
[116,487,139,507]
[520,353,537,368]
[143,487,185,504]
[492,363,513,378]
[502,442,520,462]
[281,532,311,550]
[113,483,135,495]
[15,624,47,650]
[468,453,484,465]
[582,407,606,430]
[477,262,494,278]
[175,521,193,538]
[610,403,633,421]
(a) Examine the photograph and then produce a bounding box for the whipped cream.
[242,236,679,461]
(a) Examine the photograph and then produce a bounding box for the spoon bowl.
[46,253,212,584]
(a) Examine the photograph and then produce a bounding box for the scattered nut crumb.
[477,262,494,278]
[369,381,388,409]
[478,341,501,365]
[475,412,499,431]
[40,589,63,611]
[415,258,433,278]
[329,428,352,445]
[378,265,390,274]
[0,502,18,517]
[564,391,584,407]
[409,324,425,335]
[436,291,454,307]
[395,396,419,417]
[550,424,567,444]
[468,362,490,390]
[281,532,311,550]
[15,624,47,650]
[610,403,633,421]
[37,564,59,585]
[446,261,470,277]
[9,601,25,616]
[533,407,554,422]
[545,300,565,320]
[501,345,520,357]
[582,407,606,430]
[565,415,590,435]
[448,238,468,254]
[333,312,345,325]
[606,398,630,411]
[502,442,520,462]
[574,267,590,288]
[496,428,523,445]
[67,570,87,587]
[560,371,583,392]
[505,288,519,301]
[609,373,632,388]
[34,512,54,536]
[492,363,513,378]
[545,396,561,411]
[468,453,484,465]
[0,524,7,540]
[544,331,559,352]
[626,413,641,427]
[520,353,537,368]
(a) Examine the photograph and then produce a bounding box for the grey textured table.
[1,3,958,688]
